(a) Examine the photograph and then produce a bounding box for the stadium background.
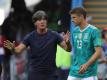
[0,0,107,80]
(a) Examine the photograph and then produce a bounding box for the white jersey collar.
[79,24,90,32]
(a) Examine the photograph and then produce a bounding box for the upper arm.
[22,34,30,47]
[54,32,66,50]
[55,32,63,44]
[94,46,102,58]
[95,46,102,53]
[92,29,102,57]
[92,29,102,47]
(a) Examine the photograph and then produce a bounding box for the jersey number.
[77,40,82,48]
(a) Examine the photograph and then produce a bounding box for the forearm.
[86,50,101,66]
[4,40,26,54]
[11,43,26,54]
[11,47,22,55]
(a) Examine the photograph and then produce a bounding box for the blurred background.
[0,0,107,80]
[1,0,71,41]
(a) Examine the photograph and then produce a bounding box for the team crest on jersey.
[78,33,82,39]
[75,35,78,39]
[84,33,88,40]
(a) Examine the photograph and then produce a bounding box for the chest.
[29,34,57,49]
[73,32,92,49]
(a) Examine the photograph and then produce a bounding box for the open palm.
[64,31,70,42]
[4,40,15,50]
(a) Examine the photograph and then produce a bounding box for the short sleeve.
[92,29,102,47]
[55,32,63,44]
[21,34,30,47]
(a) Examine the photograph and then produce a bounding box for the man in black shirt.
[4,10,71,80]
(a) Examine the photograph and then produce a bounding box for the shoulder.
[48,29,59,35]
[29,30,35,35]
[48,30,62,41]
[88,24,99,31]
[84,24,100,35]
[24,31,35,39]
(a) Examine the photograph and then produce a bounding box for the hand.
[63,30,70,43]
[4,40,15,51]
[78,63,89,74]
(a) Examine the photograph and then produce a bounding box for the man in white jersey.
[67,7,102,80]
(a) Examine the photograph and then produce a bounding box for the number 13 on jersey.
[77,40,82,49]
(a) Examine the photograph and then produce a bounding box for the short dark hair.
[69,7,87,19]
[32,10,48,23]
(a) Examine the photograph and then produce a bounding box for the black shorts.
[0,64,2,75]
[28,72,58,80]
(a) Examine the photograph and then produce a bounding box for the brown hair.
[69,7,87,19]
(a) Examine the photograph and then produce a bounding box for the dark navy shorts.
[28,71,58,80]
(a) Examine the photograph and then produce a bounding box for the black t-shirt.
[22,29,63,74]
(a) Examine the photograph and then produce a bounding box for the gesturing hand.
[63,30,70,43]
[4,40,15,51]
[78,63,89,74]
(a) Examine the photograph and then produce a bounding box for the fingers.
[65,31,70,42]
[67,30,70,33]
[4,40,11,47]
[66,30,70,35]
[4,40,11,44]
[61,32,65,36]
[4,40,14,50]
[78,66,85,74]
[13,41,15,47]
[78,64,88,74]
[13,41,15,43]
[60,32,65,37]
[4,40,10,49]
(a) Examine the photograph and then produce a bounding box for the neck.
[79,20,89,30]
[37,28,48,34]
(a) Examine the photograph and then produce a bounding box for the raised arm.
[59,31,71,52]
[4,40,26,54]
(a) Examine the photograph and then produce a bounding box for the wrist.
[85,62,90,67]
[66,40,70,44]
[11,47,15,53]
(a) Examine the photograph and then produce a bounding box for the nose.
[41,19,46,23]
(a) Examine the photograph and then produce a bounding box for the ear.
[34,21,37,25]
[79,15,84,21]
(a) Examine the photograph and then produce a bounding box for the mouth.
[40,24,46,28]
[40,24,45,27]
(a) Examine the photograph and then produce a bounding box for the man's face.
[70,14,82,26]
[34,19,47,30]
